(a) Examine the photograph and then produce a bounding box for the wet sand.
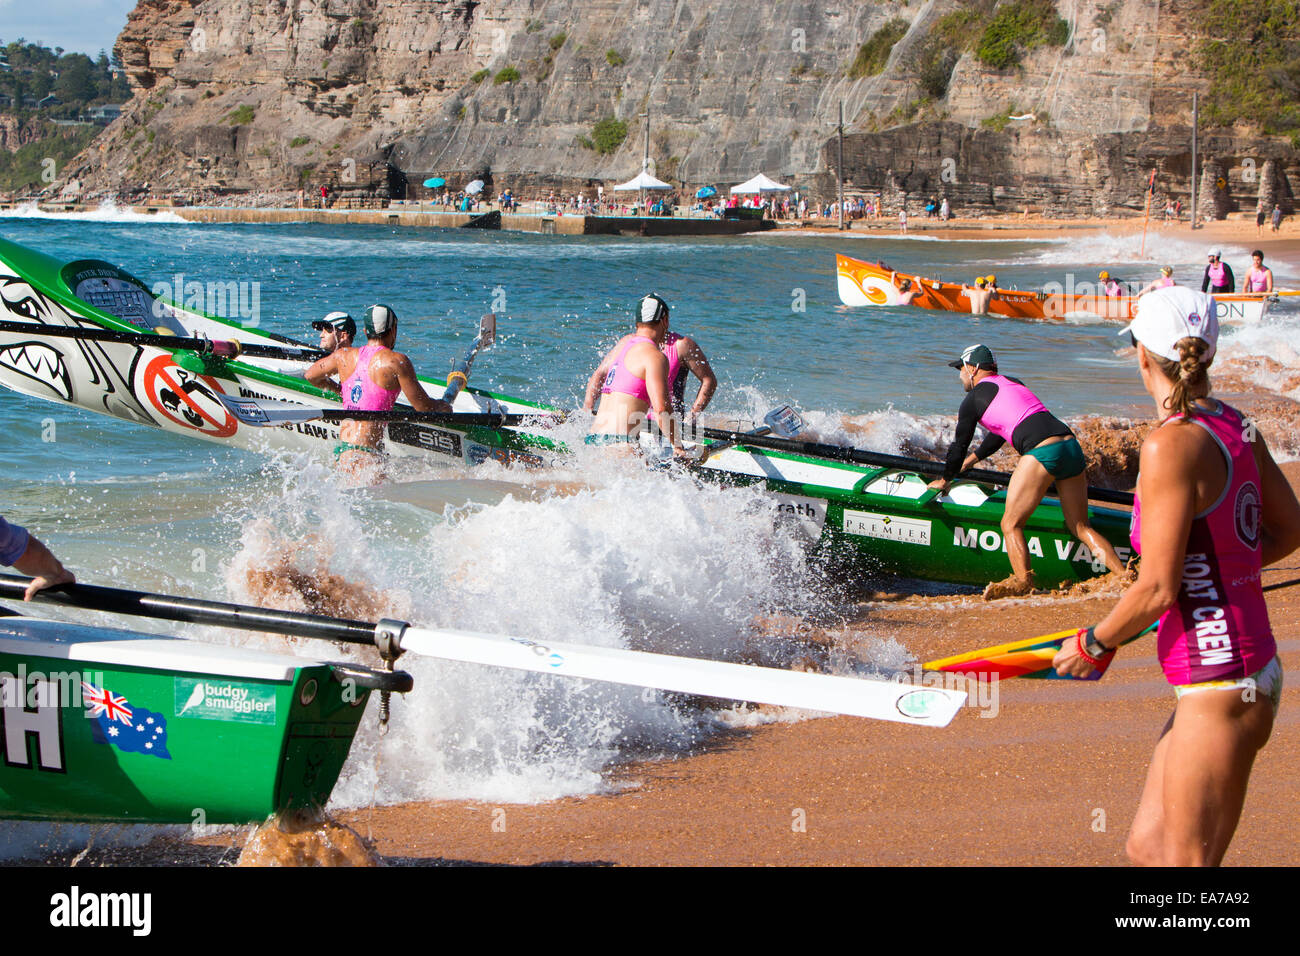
[189,466,1300,867]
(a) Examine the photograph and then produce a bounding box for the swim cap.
[638,294,670,325]
[363,304,398,337]
[1160,267,1173,276]
[948,343,997,370]
[1099,271,1110,280]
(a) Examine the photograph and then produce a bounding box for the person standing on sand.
[1271,204,1282,231]
[899,205,908,233]
[928,344,1128,600]
[1255,205,1266,236]
[1054,286,1300,865]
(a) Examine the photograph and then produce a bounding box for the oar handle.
[0,319,325,362]
[698,426,1134,507]
[0,573,384,646]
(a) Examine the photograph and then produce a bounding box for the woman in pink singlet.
[1054,287,1300,865]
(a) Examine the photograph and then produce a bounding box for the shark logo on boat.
[138,353,237,437]
[0,269,156,424]
[0,340,73,401]
[81,681,171,760]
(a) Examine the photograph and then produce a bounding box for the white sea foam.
[1,200,190,224]
[213,450,825,806]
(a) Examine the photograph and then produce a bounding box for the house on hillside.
[36,94,60,109]
[88,104,123,124]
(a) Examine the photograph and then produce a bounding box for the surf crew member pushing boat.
[1243,251,1273,293]
[1053,286,1300,865]
[313,311,356,353]
[583,294,690,455]
[1,516,74,600]
[962,277,995,315]
[584,294,716,426]
[1202,249,1235,294]
[305,304,450,474]
[928,344,1127,599]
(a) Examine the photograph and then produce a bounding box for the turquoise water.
[0,210,1295,818]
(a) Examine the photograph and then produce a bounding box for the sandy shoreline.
[175,464,1299,868]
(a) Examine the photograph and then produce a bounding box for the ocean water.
[0,208,1296,852]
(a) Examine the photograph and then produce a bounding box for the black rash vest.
[942,377,1073,480]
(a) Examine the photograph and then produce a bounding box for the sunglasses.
[1129,332,1138,348]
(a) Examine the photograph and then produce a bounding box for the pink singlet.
[1157,276,1174,288]
[1207,261,1227,287]
[600,335,656,402]
[661,331,683,394]
[342,344,400,411]
[1129,401,1275,684]
[1245,268,1270,292]
[977,374,1049,444]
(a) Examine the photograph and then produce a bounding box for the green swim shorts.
[1025,436,1086,480]
[584,433,637,446]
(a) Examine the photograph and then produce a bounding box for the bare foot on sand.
[982,573,1035,601]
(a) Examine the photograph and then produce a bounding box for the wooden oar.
[0,318,325,362]
[0,574,966,726]
[924,576,1299,681]
[696,426,1135,506]
[217,395,524,428]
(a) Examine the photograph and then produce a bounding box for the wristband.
[1074,628,1104,666]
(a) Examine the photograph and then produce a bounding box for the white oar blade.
[218,394,324,426]
[763,404,804,437]
[398,627,966,726]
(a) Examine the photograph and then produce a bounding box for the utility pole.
[837,100,846,231]
[1191,92,1199,231]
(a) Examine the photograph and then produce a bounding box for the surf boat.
[836,253,1274,324]
[0,236,562,470]
[0,612,407,824]
[0,237,1127,590]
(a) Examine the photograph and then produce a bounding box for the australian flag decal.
[81,681,171,760]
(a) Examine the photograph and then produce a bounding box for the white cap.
[1208,248,1222,258]
[1118,286,1218,363]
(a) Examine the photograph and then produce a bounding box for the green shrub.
[848,18,909,78]
[590,117,628,154]
[226,104,255,125]
[470,69,489,84]
[549,32,567,50]
[976,0,1070,70]
[289,136,310,148]
[606,49,626,67]
[525,19,543,33]
[1197,0,1300,134]
[493,67,520,84]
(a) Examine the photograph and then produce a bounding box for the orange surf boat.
[835,253,1272,324]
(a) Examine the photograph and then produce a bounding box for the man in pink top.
[306,304,449,474]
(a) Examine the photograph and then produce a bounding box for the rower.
[1099,271,1124,297]
[1135,267,1175,297]
[0,515,74,600]
[583,294,690,456]
[1243,250,1273,293]
[962,276,994,315]
[312,311,356,354]
[927,343,1128,599]
[1201,248,1235,294]
[649,296,717,426]
[305,304,450,476]
[894,275,921,306]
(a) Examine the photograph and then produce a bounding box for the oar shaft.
[0,319,324,362]
[0,574,377,645]
[315,408,523,426]
[699,427,1135,506]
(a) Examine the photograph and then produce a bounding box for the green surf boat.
[0,613,404,824]
[0,236,1132,590]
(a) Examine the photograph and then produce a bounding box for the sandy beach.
[183,462,1299,868]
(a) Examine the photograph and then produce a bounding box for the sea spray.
[220,452,831,805]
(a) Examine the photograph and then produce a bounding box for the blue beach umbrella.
[695,185,717,199]
[424,177,446,188]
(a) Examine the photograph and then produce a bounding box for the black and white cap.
[638,294,670,325]
[311,311,356,337]
[948,343,997,370]
[364,304,398,337]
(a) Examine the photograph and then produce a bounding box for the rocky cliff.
[56,0,1300,216]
